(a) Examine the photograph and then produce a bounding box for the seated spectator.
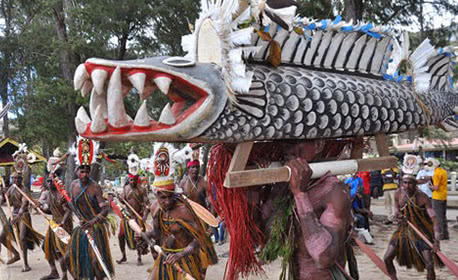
[352,186,373,231]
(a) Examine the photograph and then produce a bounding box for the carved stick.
[118,196,152,231]
[13,185,71,244]
[407,221,458,277]
[153,245,196,280]
[352,235,389,277]
[225,156,398,188]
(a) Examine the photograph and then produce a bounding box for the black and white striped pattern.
[250,23,393,77]
[427,53,453,91]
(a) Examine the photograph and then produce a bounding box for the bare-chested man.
[116,173,150,265]
[384,173,441,280]
[179,160,207,207]
[269,143,353,279]
[67,165,114,280]
[144,186,217,280]
[209,141,354,280]
[39,176,73,280]
[0,172,43,272]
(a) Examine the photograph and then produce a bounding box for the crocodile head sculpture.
[73,0,458,143]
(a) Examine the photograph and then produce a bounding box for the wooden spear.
[352,234,390,277]
[118,196,152,231]
[12,185,71,244]
[407,220,458,277]
[153,245,196,280]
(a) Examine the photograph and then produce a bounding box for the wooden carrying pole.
[407,221,458,277]
[225,156,398,188]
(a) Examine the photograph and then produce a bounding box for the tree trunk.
[52,0,78,188]
[344,0,364,21]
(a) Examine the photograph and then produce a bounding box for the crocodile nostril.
[162,56,195,67]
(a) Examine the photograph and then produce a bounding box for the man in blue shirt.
[345,174,363,197]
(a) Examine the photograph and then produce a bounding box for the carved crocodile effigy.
[72,1,458,279]
[73,1,457,144]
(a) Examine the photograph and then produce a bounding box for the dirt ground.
[0,208,457,280]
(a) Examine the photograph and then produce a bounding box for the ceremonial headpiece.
[401,154,421,180]
[13,143,36,175]
[127,152,140,176]
[187,159,200,169]
[75,136,99,168]
[152,143,177,192]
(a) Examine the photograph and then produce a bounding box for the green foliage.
[260,193,296,280]
[438,158,458,172]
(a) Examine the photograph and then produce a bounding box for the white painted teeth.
[90,105,107,133]
[75,106,91,134]
[91,69,108,95]
[153,75,172,95]
[81,80,93,97]
[128,72,146,99]
[89,88,107,120]
[134,101,151,127]
[107,66,129,128]
[74,64,89,90]
[158,103,176,125]
[76,106,91,124]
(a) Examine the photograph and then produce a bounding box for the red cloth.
[32,176,43,186]
[187,159,200,168]
[357,171,371,195]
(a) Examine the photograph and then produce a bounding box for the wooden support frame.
[223,142,253,187]
[223,138,398,189]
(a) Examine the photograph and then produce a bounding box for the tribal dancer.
[143,144,217,280]
[39,176,73,280]
[0,172,44,272]
[67,138,114,280]
[179,159,207,207]
[384,155,443,280]
[116,172,150,266]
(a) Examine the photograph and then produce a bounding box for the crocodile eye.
[163,56,195,67]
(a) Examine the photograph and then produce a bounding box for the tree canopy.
[0,0,457,180]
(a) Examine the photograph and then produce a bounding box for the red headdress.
[187,159,200,169]
[152,143,176,192]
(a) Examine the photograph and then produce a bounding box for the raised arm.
[287,158,350,268]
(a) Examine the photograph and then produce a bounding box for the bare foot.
[21,265,32,272]
[116,257,127,264]
[40,272,59,280]
[6,255,20,265]
[137,259,143,266]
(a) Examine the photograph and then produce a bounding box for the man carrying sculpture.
[206,141,355,280]
[0,172,44,272]
[383,155,442,280]
[116,173,150,266]
[38,176,73,280]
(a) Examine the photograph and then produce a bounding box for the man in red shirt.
[357,171,371,210]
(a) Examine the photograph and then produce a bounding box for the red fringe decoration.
[207,144,265,280]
